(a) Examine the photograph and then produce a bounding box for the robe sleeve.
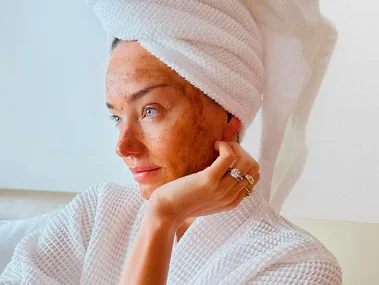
[246,259,342,285]
[0,185,101,285]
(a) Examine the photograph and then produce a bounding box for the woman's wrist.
[120,195,178,285]
[146,193,184,231]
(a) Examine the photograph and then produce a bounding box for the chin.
[137,173,183,200]
[138,184,159,200]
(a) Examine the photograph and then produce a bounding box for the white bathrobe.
[0,183,342,284]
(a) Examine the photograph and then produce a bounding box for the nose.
[116,126,144,158]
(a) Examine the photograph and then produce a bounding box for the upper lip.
[129,166,160,174]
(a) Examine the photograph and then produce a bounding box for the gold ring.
[244,186,253,197]
[244,174,255,185]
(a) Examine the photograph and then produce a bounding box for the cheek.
[167,111,218,176]
[139,90,221,179]
[141,125,168,153]
[183,118,215,171]
[143,119,192,169]
[141,114,215,178]
[180,92,222,173]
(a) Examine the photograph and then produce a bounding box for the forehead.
[106,41,176,84]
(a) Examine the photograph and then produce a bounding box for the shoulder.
[239,208,342,282]
[253,208,340,266]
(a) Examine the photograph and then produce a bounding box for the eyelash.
[109,115,120,125]
[109,106,159,126]
[143,106,159,118]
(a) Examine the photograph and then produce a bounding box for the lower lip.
[133,168,160,183]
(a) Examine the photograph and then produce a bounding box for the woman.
[0,0,342,284]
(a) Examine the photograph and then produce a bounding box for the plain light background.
[0,0,378,223]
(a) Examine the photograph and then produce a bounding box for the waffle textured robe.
[0,183,342,284]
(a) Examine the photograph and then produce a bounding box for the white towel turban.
[87,0,337,210]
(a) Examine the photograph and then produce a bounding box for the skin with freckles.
[106,41,241,203]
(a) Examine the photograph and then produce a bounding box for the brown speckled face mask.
[106,41,240,200]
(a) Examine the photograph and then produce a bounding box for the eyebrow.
[106,83,169,110]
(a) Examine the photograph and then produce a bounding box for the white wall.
[280,0,379,223]
[0,0,133,192]
[1,0,378,223]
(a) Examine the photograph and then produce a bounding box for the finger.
[222,169,259,201]
[244,170,260,186]
[227,142,260,172]
[191,180,250,218]
[218,155,255,190]
[226,142,251,159]
[242,173,260,197]
[253,172,260,185]
[221,178,250,201]
[245,173,258,188]
[193,181,249,217]
[206,141,237,180]
[224,188,247,211]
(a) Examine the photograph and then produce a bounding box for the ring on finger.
[227,168,244,182]
[244,173,255,185]
[244,186,253,197]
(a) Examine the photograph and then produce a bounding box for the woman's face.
[106,41,240,200]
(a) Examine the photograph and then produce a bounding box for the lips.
[130,166,160,173]
[129,166,161,183]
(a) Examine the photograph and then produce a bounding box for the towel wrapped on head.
[87,0,337,208]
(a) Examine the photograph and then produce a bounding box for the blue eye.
[144,106,159,118]
[109,115,121,125]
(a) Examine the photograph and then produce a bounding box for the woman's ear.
[223,113,241,142]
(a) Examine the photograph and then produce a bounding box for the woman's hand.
[149,141,260,228]
[121,141,260,285]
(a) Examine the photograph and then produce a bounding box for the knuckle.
[200,174,213,187]
[230,142,239,149]
[255,163,260,172]
[247,164,259,175]
[208,173,219,184]
[225,152,236,163]
[255,172,260,181]
[242,158,252,169]
[251,173,260,185]
[202,173,219,189]
[215,189,226,199]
